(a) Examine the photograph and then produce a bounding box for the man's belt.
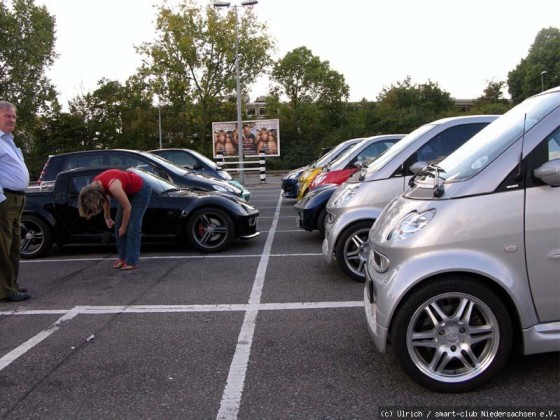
[3,188,25,195]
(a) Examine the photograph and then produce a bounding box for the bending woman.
[78,169,151,270]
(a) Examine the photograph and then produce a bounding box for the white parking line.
[20,252,323,264]
[0,301,363,317]
[217,190,282,420]
[5,190,345,417]
[0,308,80,372]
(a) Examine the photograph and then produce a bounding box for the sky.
[36,0,559,107]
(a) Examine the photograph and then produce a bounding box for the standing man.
[0,101,31,301]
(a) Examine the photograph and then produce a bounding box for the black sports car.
[21,167,259,258]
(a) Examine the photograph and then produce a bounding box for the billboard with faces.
[212,119,280,158]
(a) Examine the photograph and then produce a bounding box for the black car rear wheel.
[186,208,235,252]
[20,215,53,259]
[317,207,327,238]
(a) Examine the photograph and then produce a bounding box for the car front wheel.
[186,207,235,252]
[20,215,53,259]
[334,220,373,282]
[316,207,327,238]
[390,276,513,392]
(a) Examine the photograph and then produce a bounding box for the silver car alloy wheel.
[406,291,500,384]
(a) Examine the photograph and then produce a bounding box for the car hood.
[166,188,257,209]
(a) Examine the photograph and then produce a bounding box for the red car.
[308,134,405,191]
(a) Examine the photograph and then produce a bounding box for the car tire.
[20,214,53,259]
[390,276,513,392]
[186,207,235,252]
[334,220,373,282]
[317,207,327,238]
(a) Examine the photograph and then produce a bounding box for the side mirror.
[410,161,428,175]
[534,159,560,187]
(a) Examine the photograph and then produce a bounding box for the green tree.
[508,27,560,103]
[470,80,512,115]
[269,47,350,167]
[374,77,455,133]
[270,47,349,110]
[136,0,274,155]
[0,0,59,125]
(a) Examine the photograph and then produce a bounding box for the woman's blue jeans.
[114,182,151,265]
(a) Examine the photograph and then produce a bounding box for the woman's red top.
[94,169,143,196]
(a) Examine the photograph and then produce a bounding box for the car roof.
[48,149,147,158]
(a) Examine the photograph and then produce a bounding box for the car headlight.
[313,173,327,186]
[288,171,302,180]
[330,184,360,207]
[219,170,232,180]
[388,210,436,241]
[214,184,238,194]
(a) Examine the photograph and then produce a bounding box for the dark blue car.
[294,183,338,237]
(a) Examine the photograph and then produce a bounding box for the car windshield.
[327,138,370,169]
[313,140,360,168]
[363,124,436,174]
[139,151,189,176]
[187,149,219,169]
[438,91,560,183]
[127,167,180,194]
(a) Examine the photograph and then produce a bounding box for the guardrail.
[215,151,266,184]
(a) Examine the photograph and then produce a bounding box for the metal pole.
[234,6,244,184]
[158,105,163,149]
[541,71,547,92]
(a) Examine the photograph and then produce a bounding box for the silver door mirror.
[534,159,560,187]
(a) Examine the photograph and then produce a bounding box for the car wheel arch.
[334,218,376,250]
[184,206,237,252]
[20,213,55,259]
[388,272,518,392]
[387,272,522,351]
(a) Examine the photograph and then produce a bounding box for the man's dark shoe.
[18,288,27,293]
[5,291,31,302]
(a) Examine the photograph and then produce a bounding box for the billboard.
[212,118,280,158]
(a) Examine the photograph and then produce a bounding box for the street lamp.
[541,70,548,92]
[158,104,163,149]
[154,94,163,149]
[213,0,258,185]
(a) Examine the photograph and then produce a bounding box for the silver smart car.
[323,115,498,281]
[364,87,560,392]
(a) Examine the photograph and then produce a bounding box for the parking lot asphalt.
[1,172,559,420]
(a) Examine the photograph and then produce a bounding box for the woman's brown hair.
[78,183,106,219]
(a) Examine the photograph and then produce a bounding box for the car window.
[525,126,560,188]
[61,156,78,171]
[163,151,196,168]
[107,155,142,167]
[69,174,96,194]
[548,128,560,161]
[416,123,490,165]
[76,155,104,169]
[353,141,396,166]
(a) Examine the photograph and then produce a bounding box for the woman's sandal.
[112,259,125,269]
[120,263,137,270]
